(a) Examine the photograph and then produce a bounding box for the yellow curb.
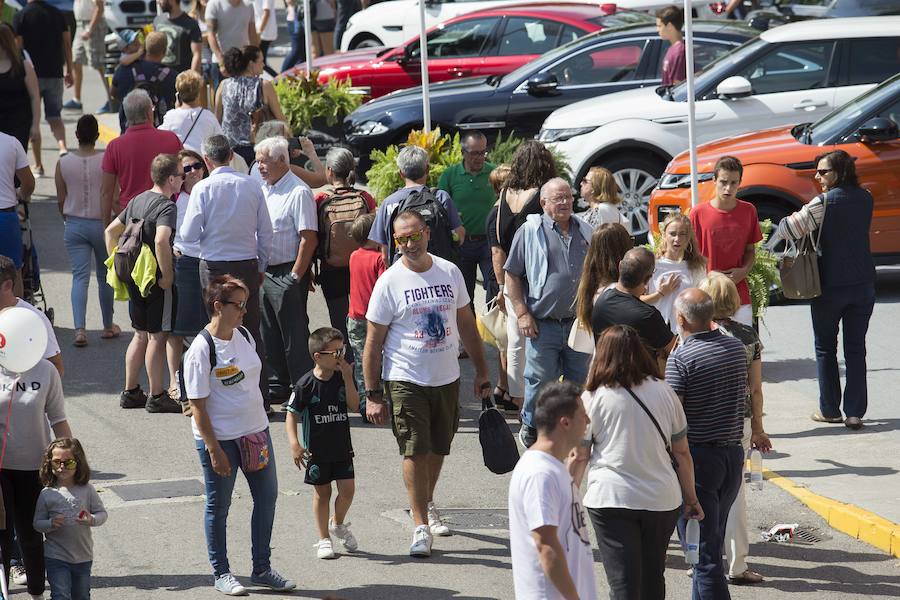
[98,122,118,145]
[763,467,900,557]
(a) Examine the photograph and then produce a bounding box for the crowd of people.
[0,2,880,599]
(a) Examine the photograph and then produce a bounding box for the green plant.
[487,131,572,183]
[365,128,463,202]
[748,219,780,320]
[274,71,363,135]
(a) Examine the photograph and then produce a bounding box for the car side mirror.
[527,73,558,96]
[716,76,752,100]
[857,117,899,143]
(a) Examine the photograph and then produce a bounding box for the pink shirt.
[59,151,105,220]
[101,123,182,213]
[661,40,686,86]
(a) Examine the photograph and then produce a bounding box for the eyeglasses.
[51,458,78,470]
[184,162,204,173]
[464,149,488,157]
[318,347,346,358]
[816,168,833,176]
[222,299,247,310]
[393,229,425,246]
[545,195,572,205]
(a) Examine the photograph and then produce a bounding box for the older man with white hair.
[504,177,593,448]
[255,135,318,400]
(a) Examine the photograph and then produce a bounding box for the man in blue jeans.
[504,177,592,447]
[667,288,747,600]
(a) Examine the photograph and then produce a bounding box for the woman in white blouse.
[159,70,223,153]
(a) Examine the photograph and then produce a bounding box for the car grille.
[119,1,149,14]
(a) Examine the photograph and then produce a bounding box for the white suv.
[539,16,900,237]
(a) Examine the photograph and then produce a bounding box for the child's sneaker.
[329,519,358,552]
[10,564,27,585]
[249,568,296,591]
[427,502,451,536]
[213,572,247,596]
[314,537,336,559]
[409,524,433,557]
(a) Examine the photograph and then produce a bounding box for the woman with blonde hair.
[642,212,706,333]
[698,271,772,586]
[580,166,630,231]
[159,69,224,152]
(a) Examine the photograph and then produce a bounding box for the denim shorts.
[38,78,64,119]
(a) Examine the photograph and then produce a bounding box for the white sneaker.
[409,524,433,557]
[214,573,247,596]
[428,502,451,536]
[314,537,336,559]
[329,519,359,552]
[11,564,27,586]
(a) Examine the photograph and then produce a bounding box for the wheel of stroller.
[45,308,54,324]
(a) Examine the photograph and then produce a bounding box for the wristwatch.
[289,271,300,282]
[366,389,385,403]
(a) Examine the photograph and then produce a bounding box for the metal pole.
[683,0,699,207]
[418,0,431,133]
[303,0,314,75]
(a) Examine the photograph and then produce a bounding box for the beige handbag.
[567,319,595,354]
[779,198,826,300]
[479,298,508,350]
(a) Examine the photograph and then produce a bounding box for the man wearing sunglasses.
[363,210,490,558]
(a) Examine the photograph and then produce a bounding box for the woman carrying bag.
[766,150,875,430]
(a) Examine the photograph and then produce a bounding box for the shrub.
[274,71,363,135]
[365,128,462,202]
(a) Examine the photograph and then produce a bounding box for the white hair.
[254,136,289,164]
[123,89,152,127]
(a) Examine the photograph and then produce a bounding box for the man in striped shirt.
[665,288,747,600]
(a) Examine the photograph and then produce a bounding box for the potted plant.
[274,71,363,138]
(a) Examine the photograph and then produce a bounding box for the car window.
[847,38,900,86]
[733,41,834,95]
[560,25,587,46]
[656,39,737,77]
[498,17,567,56]
[873,97,900,131]
[545,40,646,86]
[408,17,495,59]
[808,74,900,144]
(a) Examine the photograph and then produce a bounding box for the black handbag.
[478,397,520,475]
[624,387,678,472]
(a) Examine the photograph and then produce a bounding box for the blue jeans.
[46,557,92,600]
[281,18,307,72]
[64,216,114,330]
[458,238,493,306]
[678,444,743,600]
[196,429,278,577]
[522,318,589,427]
[810,284,875,419]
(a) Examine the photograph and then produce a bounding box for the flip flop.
[101,324,122,339]
[810,411,843,424]
[73,329,87,347]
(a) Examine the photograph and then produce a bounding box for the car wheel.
[601,154,666,242]
[350,35,383,50]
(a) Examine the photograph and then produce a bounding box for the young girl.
[579,166,631,232]
[642,213,707,333]
[33,438,107,600]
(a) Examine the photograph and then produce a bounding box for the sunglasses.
[223,299,247,310]
[393,230,425,246]
[184,162,204,173]
[318,347,346,358]
[51,458,78,470]
[816,168,833,176]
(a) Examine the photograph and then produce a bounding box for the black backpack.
[478,397,520,475]
[132,63,172,127]
[388,187,458,263]
[177,327,251,403]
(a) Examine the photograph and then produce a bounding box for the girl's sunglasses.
[184,162,204,173]
[51,458,78,470]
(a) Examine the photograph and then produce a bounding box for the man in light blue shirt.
[254,136,318,400]
[181,134,274,406]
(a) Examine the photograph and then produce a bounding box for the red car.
[281,3,652,100]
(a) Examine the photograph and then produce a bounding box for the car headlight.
[657,172,713,189]
[537,127,596,143]
[350,120,389,136]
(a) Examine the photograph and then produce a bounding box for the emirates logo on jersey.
[0,333,5,348]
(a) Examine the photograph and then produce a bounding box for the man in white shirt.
[181,134,273,406]
[508,380,596,600]
[254,136,317,401]
[363,210,489,558]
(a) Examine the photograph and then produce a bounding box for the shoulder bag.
[249,79,275,142]
[779,196,827,300]
[624,386,678,472]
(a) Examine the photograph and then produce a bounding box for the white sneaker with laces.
[329,519,359,551]
[427,502,451,536]
[409,524,433,557]
[314,537,336,559]
[11,564,27,586]
[214,573,247,596]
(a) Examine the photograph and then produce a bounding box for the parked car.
[339,0,732,51]
[747,0,900,30]
[284,3,646,100]
[541,16,900,238]
[649,72,900,260]
[344,19,753,177]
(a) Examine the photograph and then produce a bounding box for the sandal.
[728,570,764,585]
[810,411,843,424]
[101,324,122,339]
[73,329,88,347]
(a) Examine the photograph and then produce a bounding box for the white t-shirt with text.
[365,255,469,387]
[508,450,597,600]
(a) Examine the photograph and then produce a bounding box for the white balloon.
[0,307,49,373]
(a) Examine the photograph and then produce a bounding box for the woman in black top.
[767,150,875,430]
[0,23,40,152]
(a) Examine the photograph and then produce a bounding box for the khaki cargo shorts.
[387,379,460,457]
[73,20,107,69]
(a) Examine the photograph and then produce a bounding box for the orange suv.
[648,73,900,259]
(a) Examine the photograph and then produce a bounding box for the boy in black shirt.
[285,327,360,559]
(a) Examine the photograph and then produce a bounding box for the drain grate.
[761,523,831,545]
[107,479,204,502]
[407,508,509,530]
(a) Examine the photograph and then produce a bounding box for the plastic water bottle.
[749,449,763,491]
[684,518,700,565]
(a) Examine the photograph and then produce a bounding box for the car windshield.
[669,37,766,102]
[806,73,900,144]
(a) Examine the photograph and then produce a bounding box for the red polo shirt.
[101,124,182,212]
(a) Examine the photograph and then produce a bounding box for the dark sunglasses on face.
[816,168,833,176]
[318,346,346,358]
[223,299,247,310]
[184,162,204,173]
[394,230,425,246]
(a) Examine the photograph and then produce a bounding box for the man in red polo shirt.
[100,89,181,222]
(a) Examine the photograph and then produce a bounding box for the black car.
[345,21,757,174]
[747,0,900,29]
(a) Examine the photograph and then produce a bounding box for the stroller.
[17,200,54,324]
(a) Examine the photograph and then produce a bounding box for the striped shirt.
[665,329,746,445]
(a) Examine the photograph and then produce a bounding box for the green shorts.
[387,379,460,457]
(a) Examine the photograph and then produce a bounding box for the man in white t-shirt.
[0,255,63,376]
[508,380,596,600]
[363,210,490,558]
